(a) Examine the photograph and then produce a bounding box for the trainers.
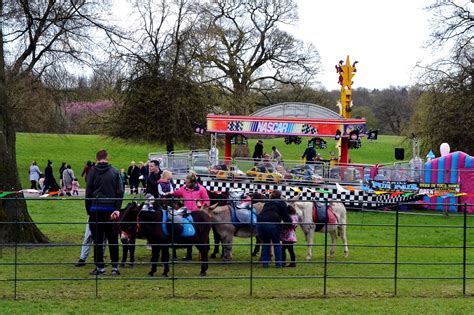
[89,268,106,276]
[111,268,120,276]
[75,259,86,267]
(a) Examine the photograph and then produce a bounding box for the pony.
[205,192,268,261]
[115,202,139,268]
[290,200,349,260]
[118,202,212,277]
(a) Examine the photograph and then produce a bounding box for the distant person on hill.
[119,168,128,191]
[62,165,75,196]
[38,174,45,192]
[139,161,149,194]
[81,161,93,178]
[59,162,67,189]
[72,178,80,196]
[28,160,42,190]
[127,161,140,194]
[42,160,60,194]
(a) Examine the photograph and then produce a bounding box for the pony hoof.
[306,256,312,261]
[129,264,134,269]
[200,272,207,277]
[251,253,259,257]
[121,263,126,268]
[344,252,349,258]
[148,272,155,277]
[161,274,169,278]
[210,253,217,259]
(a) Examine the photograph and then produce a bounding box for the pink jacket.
[280,214,298,243]
[173,184,210,211]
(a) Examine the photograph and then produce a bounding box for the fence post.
[323,199,328,296]
[94,204,99,299]
[394,202,400,296]
[171,202,176,297]
[14,200,18,300]
[463,203,467,296]
[250,198,254,297]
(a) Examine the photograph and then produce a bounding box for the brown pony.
[118,202,212,277]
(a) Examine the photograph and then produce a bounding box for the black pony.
[115,203,139,268]
[118,202,211,277]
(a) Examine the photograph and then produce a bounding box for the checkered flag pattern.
[301,124,317,134]
[228,121,243,131]
[174,179,418,209]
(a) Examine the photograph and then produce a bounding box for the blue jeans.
[257,223,283,267]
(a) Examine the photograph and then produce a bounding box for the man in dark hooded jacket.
[86,149,124,276]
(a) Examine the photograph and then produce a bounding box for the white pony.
[291,200,349,260]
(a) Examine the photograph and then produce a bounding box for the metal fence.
[0,197,473,299]
[144,151,474,187]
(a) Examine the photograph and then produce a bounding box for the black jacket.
[127,165,140,182]
[302,147,317,162]
[85,162,124,214]
[146,171,161,198]
[257,200,292,223]
[253,143,264,159]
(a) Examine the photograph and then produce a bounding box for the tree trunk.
[0,1,49,244]
[0,113,49,243]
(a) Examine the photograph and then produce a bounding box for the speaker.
[395,148,405,160]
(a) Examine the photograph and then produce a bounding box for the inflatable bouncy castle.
[424,151,474,212]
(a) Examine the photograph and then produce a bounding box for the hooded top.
[85,162,124,214]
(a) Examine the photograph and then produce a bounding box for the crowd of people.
[252,139,322,168]
[28,160,80,196]
[69,149,299,275]
[29,145,303,275]
[30,158,161,197]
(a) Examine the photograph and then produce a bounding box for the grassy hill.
[16,133,410,187]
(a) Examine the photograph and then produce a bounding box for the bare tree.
[0,0,117,243]
[194,0,321,114]
[106,0,213,151]
[410,0,473,152]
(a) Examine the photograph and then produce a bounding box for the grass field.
[4,133,472,313]
[1,200,474,312]
[16,132,409,188]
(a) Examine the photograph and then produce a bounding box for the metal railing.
[144,152,474,187]
[0,197,473,299]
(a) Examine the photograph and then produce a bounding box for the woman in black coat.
[42,160,60,194]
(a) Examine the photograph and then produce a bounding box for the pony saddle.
[162,207,195,238]
[231,205,257,228]
[229,189,257,228]
[313,202,337,232]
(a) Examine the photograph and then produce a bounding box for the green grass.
[1,297,473,314]
[246,135,409,165]
[1,200,474,307]
[7,132,465,312]
[16,133,408,188]
[17,133,180,188]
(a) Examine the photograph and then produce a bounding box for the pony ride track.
[0,197,474,300]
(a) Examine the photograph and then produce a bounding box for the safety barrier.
[0,197,473,299]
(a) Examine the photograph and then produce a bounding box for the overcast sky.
[112,0,439,90]
[294,0,434,90]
